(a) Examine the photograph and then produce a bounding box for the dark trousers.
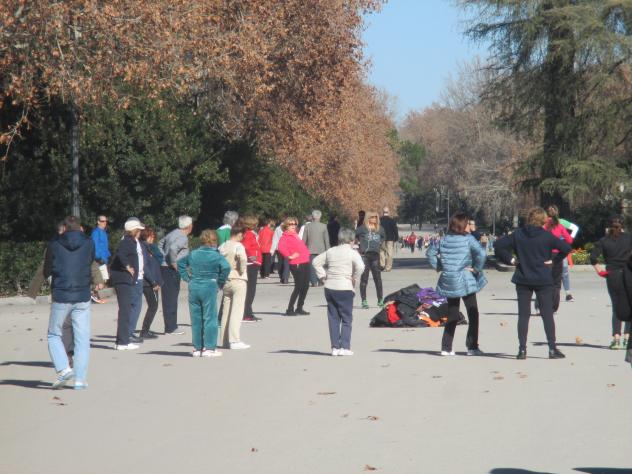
[517,284,556,350]
[261,253,272,278]
[141,284,160,332]
[244,264,259,317]
[551,259,563,312]
[288,263,310,310]
[161,267,180,333]
[115,283,133,345]
[276,251,290,283]
[325,289,354,350]
[606,269,632,335]
[360,252,383,301]
[442,293,479,352]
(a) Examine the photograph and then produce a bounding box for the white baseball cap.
[124,217,145,232]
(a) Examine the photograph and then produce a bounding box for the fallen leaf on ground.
[500,321,507,327]
[432,375,442,379]
[52,396,61,400]
[364,465,377,471]
[607,384,616,388]
[250,447,258,453]
[162,363,172,367]
[26,328,32,331]
[493,376,504,380]
[575,336,583,344]
[341,413,349,418]
[519,374,528,379]
[365,416,379,421]
[380,364,390,368]
[317,391,336,395]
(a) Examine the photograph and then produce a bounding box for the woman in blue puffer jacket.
[427,212,487,356]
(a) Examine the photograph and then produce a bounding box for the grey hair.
[311,209,322,221]
[178,215,193,229]
[223,210,239,226]
[338,227,355,245]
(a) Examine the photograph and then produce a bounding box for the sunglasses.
[99,220,107,223]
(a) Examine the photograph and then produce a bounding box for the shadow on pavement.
[482,312,519,316]
[140,350,192,357]
[270,350,331,356]
[574,468,632,473]
[0,379,51,389]
[0,360,53,368]
[376,348,520,359]
[90,343,113,350]
[532,341,609,350]
[392,257,431,270]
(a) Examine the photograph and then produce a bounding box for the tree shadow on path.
[532,341,609,350]
[270,349,331,356]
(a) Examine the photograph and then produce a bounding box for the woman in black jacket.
[590,215,632,351]
[139,227,164,339]
[110,218,145,350]
[494,207,571,360]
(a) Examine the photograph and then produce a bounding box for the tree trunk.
[70,104,80,217]
[541,0,577,215]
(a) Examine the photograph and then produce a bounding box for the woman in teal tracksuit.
[178,229,230,358]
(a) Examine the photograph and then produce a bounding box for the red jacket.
[544,220,573,254]
[278,231,310,265]
[242,230,262,265]
[258,225,274,254]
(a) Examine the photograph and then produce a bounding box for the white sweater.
[312,244,365,292]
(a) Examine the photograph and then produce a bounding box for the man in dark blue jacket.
[494,207,572,360]
[44,215,102,390]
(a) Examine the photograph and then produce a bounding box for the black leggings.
[141,285,159,332]
[243,264,259,317]
[360,252,383,301]
[288,263,310,311]
[551,259,563,312]
[260,253,272,278]
[517,284,556,350]
[442,293,479,351]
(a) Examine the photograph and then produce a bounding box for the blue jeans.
[48,301,91,382]
[129,279,144,337]
[324,289,354,350]
[562,258,571,292]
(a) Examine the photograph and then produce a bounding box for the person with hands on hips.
[277,216,312,316]
[494,207,571,360]
[590,215,632,350]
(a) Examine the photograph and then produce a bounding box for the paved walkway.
[1,252,630,474]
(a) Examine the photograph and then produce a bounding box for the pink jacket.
[277,231,310,265]
[544,220,573,254]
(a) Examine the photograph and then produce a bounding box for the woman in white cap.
[110,217,145,350]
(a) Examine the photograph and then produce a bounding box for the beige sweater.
[219,240,248,281]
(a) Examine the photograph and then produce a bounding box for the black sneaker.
[285,309,297,316]
[296,309,310,315]
[549,348,566,359]
[565,294,573,301]
[140,330,158,339]
[516,349,527,360]
[129,335,143,344]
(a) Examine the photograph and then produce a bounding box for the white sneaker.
[192,350,202,357]
[114,343,139,351]
[230,341,251,350]
[165,329,185,335]
[52,367,74,389]
[338,349,354,356]
[201,349,223,358]
[331,348,340,356]
[441,350,456,356]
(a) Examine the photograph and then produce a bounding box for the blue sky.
[362,0,488,119]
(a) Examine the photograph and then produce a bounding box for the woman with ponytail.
[544,205,573,312]
[590,215,632,351]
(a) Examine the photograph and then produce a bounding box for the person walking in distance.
[90,215,110,303]
[240,216,262,322]
[328,214,341,246]
[379,207,398,272]
[158,215,193,335]
[355,211,386,309]
[302,210,330,287]
[258,218,274,279]
[278,217,312,316]
[312,228,365,356]
[427,212,487,356]
[44,216,104,390]
[543,205,573,313]
[178,230,230,357]
[590,215,632,350]
[217,210,239,247]
[494,207,571,360]
[219,224,250,349]
[139,227,164,339]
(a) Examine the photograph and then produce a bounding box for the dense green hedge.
[0,241,47,296]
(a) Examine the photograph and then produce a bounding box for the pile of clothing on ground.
[370,284,467,328]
